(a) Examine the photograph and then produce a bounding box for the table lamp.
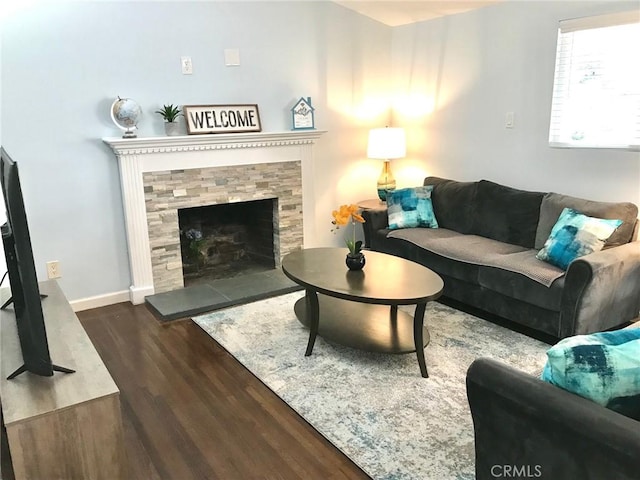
[367,127,406,201]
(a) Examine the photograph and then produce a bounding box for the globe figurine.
[111,96,142,138]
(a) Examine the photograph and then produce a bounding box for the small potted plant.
[331,204,366,270]
[155,104,182,136]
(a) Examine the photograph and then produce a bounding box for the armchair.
[466,357,640,480]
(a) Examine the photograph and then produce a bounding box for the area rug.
[193,292,550,480]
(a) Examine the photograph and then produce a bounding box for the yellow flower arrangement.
[331,204,365,255]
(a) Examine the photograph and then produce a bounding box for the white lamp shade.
[367,127,406,159]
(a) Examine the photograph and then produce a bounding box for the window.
[549,11,640,149]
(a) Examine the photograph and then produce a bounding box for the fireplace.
[103,131,325,303]
[179,199,277,286]
[144,161,302,294]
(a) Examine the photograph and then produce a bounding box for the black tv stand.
[1,292,48,310]
[7,363,75,380]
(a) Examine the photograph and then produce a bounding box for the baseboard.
[69,290,131,312]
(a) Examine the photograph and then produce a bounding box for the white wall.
[390,0,640,204]
[0,1,391,303]
[3,0,638,306]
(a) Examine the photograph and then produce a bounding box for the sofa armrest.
[466,357,640,480]
[361,209,388,249]
[560,240,640,337]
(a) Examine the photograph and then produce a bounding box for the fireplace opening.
[178,199,277,286]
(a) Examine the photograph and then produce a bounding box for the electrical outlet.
[46,260,61,279]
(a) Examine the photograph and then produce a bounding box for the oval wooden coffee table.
[281,248,444,378]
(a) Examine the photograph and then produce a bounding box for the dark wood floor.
[2,302,370,480]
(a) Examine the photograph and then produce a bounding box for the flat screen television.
[0,146,74,379]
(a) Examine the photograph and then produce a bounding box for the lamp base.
[376,187,396,202]
[376,160,396,201]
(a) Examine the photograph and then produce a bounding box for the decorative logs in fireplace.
[178,199,277,284]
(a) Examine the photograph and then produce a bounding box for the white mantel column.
[117,153,154,304]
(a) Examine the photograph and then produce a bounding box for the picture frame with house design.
[291,97,315,130]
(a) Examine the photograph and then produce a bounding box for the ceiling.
[332,0,502,27]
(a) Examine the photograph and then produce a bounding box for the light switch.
[224,49,240,66]
[181,56,193,75]
[505,112,515,129]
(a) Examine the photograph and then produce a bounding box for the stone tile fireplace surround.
[103,131,325,304]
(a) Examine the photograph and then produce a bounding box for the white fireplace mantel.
[103,130,326,156]
[103,130,326,304]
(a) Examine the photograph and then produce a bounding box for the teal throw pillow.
[536,208,622,270]
[541,328,640,420]
[387,186,438,230]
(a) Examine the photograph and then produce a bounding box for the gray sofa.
[466,356,640,480]
[361,177,640,339]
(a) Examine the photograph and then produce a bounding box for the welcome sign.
[183,104,262,134]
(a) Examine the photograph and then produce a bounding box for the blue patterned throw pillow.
[387,186,438,230]
[535,208,622,270]
[541,328,640,420]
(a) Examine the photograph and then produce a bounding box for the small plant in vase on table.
[331,204,366,270]
[155,104,182,136]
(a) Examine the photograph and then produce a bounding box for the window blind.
[548,10,640,149]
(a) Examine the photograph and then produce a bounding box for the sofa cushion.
[386,186,438,229]
[535,192,638,249]
[536,208,623,270]
[370,228,421,260]
[477,254,565,311]
[424,177,477,234]
[470,180,544,249]
[541,328,640,420]
[414,247,482,285]
[387,228,565,287]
